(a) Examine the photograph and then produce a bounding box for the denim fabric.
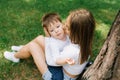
[63,71,77,80]
[42,70,52,80]
[48,66,63,80]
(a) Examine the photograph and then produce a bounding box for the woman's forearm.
[56,58,67,65]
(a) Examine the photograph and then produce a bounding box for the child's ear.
[44,27,50,37]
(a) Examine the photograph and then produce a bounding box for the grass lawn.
[0,0,120,80]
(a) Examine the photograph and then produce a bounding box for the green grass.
[0,0,120,79]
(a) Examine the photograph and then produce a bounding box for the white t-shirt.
[57,43,88,75]
[45,35,70,66]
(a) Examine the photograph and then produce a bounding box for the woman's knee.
[36,35,45,42]
[33,35,45,50]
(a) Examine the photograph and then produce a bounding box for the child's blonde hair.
[68,9,95,64]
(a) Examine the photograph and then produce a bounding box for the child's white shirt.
[57,43,88,75]
[45,35,70,66]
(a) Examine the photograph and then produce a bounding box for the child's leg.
[48,66,63,80]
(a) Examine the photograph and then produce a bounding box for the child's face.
[47,21,66,40]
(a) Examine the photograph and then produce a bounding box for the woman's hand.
[56,57,75,65]
[65,58,75,65]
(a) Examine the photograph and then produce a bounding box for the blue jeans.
[63,71,77,80]
[48,66,63,80]
[42,70,52,80]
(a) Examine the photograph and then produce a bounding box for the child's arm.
[56,58,75,65]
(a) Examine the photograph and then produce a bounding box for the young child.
[55,9,95,80]
[4,13,70,80]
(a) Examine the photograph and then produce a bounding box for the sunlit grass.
[0,52,3,58]
[96,23,110,38]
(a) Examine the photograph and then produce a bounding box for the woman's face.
[64,16,71,36]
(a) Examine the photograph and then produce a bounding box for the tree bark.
[81,10,120,80]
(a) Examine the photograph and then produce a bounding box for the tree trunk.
[81,10,120,80]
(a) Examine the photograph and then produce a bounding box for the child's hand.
[66,58,75,65]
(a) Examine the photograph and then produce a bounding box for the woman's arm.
[56,58,67,65]
[55,45,76,65]
[56,58,75,65]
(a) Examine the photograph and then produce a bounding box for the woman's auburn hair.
[69,9,95,64]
